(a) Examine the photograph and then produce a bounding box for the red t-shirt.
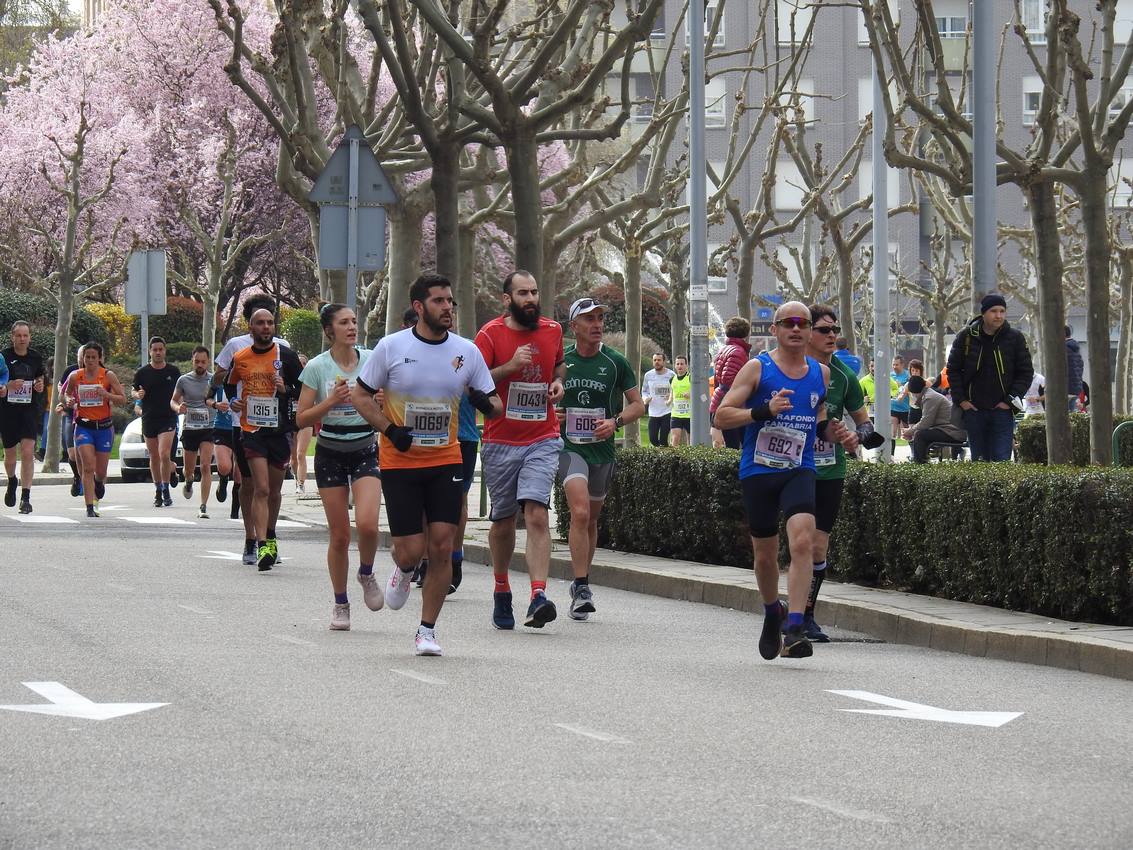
[475,315,565,445]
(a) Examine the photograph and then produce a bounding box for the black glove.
[857,421,885,450]
[468,387,495,416]
[384,423,414,452]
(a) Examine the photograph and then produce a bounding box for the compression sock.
[245,538,256,554]
[67,458,78,477]
[787,612,805,628]
[266,527,276,541]
[359,562,373,576]
[764,602,782,617]
[806,561,827,617]
[419,620,436,630]
[494,573,511,593]
[574,575,590,587]
[21,488,30,502]
[334,592,348,605]
[531,579,547,599]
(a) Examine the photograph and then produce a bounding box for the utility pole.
[688,0,709,445]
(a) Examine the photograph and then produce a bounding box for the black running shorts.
[241,430,293,471]
[740,468,817,538]
[314,440,380,489]
[382,463,463,537]
[181,428,213,453]
[0,407,39,448]
[814,476,845,535]
[142,416,178,439]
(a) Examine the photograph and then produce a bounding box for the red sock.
[531,580,547,599]
[494,573,510,593]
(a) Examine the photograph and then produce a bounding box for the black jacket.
[1066,338,1084,396]
[946,317,1034,410]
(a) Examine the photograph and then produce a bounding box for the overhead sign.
[125,250,167,317]
[828,690,1023,728]
[309,125,397,206]
[0,681,168,721]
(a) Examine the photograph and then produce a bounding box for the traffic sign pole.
[347,137,359,312]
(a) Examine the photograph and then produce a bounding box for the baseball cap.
[569,297,606,321]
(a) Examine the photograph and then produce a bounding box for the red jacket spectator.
[709,317,753,414]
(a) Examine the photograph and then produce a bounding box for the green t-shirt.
[816,355,866,481]
[560,343,637,464]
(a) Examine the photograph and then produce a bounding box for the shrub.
[0,289,110,368]
[86,302,137,360]
[164,341,199,362]
[555,448,1133,625]
[279,308,322,358]
[1016,414,1133,466]
[149,296,204,344]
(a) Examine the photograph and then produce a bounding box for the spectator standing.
[902,376,966,463]
[709,317,752,449]
[889,356,911,442]
[859,360,898,421]
[946,293,1034,462]
[833,337,861,376]
[1023,372,1046,416]
[1065,325,1084,413]
[641,353,675,447]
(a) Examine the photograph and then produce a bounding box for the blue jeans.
[962,408,1014,461]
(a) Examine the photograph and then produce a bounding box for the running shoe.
[568,581,596,621]
[269,538,282,564]
[296,481,305,496]
[162,488,173,507]
[803,615,830,643]
[759,600,787,660]
[524,592,557,628]
[183,479,193,500]
[492,591,514,630]
[415,627,443,656]
[257,539,277,571]
[448,559,462,595]
[198,504,209,520]
[413,559,428,588]
[782,624,814,659]
[86,504,99,518]
[70,477,81,498]
[18,498,31,515]
[94,479,105,501]
[216,476,229,503]
[241,546,257,566]
[357,571,384,611]
[169,470,179,487]
[5,480,17,507]
[385,565,413,610]
[330,603,350,631]
[153,492,163,508]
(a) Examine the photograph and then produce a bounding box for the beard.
[509,300,540,329]
[422,308,451,335]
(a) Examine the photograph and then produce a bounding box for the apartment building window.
[779,78,815,123]
[686,2,725,47]
[1022,76,1041,126]
[859,161,900,208]
[859,76,898,125]
[650,6,666,39]
[707,243,728,292]
[632,76,656,124]
[1021,0,1048,44]
[705,77,727,128]
[1110,86,1133,121]
[936,16,967,38]
[777,0,814,46]
[774,160,806,211]
[1112,161,1133,207]
[858,0,896,45]
[1117,2,1133,46]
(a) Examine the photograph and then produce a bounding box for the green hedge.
[279,309,322,358]
[0,289,110,370]
[148,296,204,344]
[1016,414,1133,465]
[164,341,199,362]
[555,447,1133,625]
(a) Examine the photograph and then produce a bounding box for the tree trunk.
[1079,169,1114,464]
[306,209,338,303]
[670,285,688,359]
[385,205,424,335]
[624,245,643,447]
[457,222,476,338]
[933,302,947,379]
[202,267,220,353]
[1116,255,1132,414]
[836,240,855,352]
[431,141,460,287]
[505,127,546,312]
[44,284,76,474]
[1028,181,1072,465]
[736,239,755,321]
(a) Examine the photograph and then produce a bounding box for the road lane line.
[554,723,631,744]
[789,797,892,824]
[107,583,135,592]
[177,604,215,615]
[273,634,316,646]
[4,514,78,524]
[390,669,447,686]
[124,517,197,525]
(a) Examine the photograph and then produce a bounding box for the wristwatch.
[614,414,624,430]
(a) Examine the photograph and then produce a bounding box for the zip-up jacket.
[709,337,752,414]
[946,317,1034,410]
[1066,338,1084,396]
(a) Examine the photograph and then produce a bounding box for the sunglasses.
[813,325,842,335]
[775,317,812,329]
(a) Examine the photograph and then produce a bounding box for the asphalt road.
[2,484,1132,849]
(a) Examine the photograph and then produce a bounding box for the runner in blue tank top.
[714,301,856,661]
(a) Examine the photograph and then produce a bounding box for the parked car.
[119,414,216,483]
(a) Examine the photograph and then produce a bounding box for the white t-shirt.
[642,368,675,417]
[1023,373,1046,416]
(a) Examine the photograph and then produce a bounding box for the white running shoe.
[385,566,413,610]
[330,603,351,631]
[357,571,384,611]
[415,627,443,656]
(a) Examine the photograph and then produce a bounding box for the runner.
[556,297,645,621]
[669,355,692,446]
[212,293,290,564]
[1,321,47,514]
[56,345,84,496]
[641,352,675,447]
[171,346,218,519]
[296,304,384,630]
[353,274,502,656]
[291,352,313,495]
[713,300,857,660]
[63,342,125,518]
[474,270,566,630]
[132,337,181,508]
[211,387,238,518]
[801,304,882,641]
[224,308,303,571]
[451,391,479,595]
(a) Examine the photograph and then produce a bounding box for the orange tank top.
[71,367,113,422]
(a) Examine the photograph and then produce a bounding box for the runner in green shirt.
[803,304,884,641]
[669,356,693,445]
[556,297,646,621]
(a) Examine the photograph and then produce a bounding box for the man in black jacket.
[1065,325,1084,413]
[946,293,1034,461]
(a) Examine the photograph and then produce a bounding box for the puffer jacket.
[946,317,1034,410]
[709,337,752,414]
[1066,338,1084,396]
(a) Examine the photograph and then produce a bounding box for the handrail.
[1112,420,1133,467]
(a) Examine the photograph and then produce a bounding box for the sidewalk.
[280,487,1133,682]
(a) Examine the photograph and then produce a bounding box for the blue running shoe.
[524,592,557,628]
[492,591,514,630]
[803,615,830,643]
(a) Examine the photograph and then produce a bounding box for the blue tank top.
[212,386,233,429]
[739,352,826,479]
[458,395,479,443]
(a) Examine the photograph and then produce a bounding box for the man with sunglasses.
[714,301,858,660]
[802,304,883,642]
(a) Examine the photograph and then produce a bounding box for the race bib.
[406,401,451,447]
[814,437,837,467]
[7,382,33,404]
[246,395,279,428]
[652,380,671,402]
[754,424,806,469]
[324,379,357,419]
[185,407,212,430]
[673,397,692,417]
[506,381,548,421]
[77,383,103,408]
[565,407,605,444]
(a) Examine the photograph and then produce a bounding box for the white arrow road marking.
[106,583,135,592]
[123,517,196,525]
[4,514,78,524]
[0,682,167,721]
[827,690,1023,728]
[554,723,632,744]
[390,669,447,686]
[198,550,244,561]
[790,797,893,824]
[272,634,316,646]
[177,604,214,616]
[68,505,128,512]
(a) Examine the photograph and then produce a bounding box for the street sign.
[125,250,167,317]
[690,282,708,301]
[318,206,387,271]
[0,682,167,721]
[828,690,1023,727]
[309,126,397,205]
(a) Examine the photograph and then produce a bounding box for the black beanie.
[907,375,926,394]
[980,293,1007,314]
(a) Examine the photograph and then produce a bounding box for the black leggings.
[648,415,671,447]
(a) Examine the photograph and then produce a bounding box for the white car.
[118,414,186,483]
